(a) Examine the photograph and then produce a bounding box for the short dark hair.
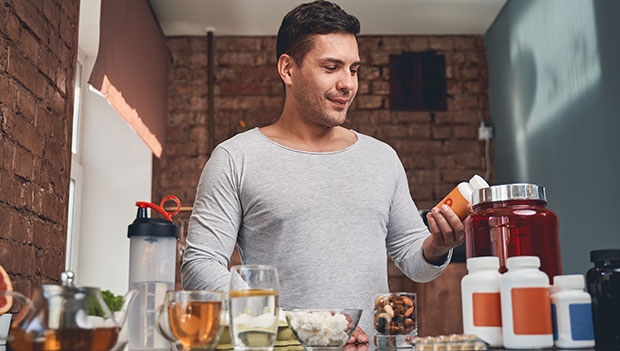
[276,1,360,65]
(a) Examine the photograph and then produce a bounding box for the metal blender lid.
[472,183,546,205]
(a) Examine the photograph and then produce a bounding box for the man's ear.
[278,54,295,86]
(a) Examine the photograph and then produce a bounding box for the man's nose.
[336,72,357,92]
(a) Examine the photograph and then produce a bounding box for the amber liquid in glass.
[9,326,119,351]
[168,300,222,348]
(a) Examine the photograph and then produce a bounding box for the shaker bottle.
[127,196,180,351]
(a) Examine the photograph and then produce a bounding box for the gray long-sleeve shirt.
[182,128,451,335]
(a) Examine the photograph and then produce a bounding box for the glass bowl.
[284,309,362,350]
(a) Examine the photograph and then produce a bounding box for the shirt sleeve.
[181,146,242,291]
[385,154,452,283]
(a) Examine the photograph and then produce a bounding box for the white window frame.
[66,52,86,273]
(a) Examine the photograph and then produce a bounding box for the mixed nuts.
[373,293,416,335]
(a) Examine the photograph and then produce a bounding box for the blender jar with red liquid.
[464,183,562,278]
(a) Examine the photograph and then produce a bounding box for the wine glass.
[157,290,225,350]
[228,265,280,351]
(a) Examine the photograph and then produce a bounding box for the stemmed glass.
[228,265,280,351]
[157,290,225,350]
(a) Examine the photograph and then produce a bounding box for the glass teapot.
[0,271,137,351]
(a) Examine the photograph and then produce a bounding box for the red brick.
[392,111,431,123]
[358,37,381,50]
[371,80,390,95]
[10,0,45,42]
[19,28,39,64]
[453,125,477,139]
[431,126,452,139]
[392,140,443,154]
[216,37,262,52]
[405,37,431,52]
[441,169,479,183]
[357,80,370,95]
[412,184,434,201]
[455,153,483,169]
[435,110,482,125]
[382,125,408,138]
[8,209,32,244]
[360,66,380,80]
[434,155,457,169]
[429,36,455,51]
[0,76,17,110]
[3,10,21,44]
[407,170,441,184]
[408,124,431,138]
[42,0,60,28]
[443,140,480,154]
[14,146,35,181]
[220,82,270,96]
[16,83,37,122]
[55,66,67,95]
[217,51,269,66]
[401,155,433,170]
[7,47,45,98]
[369,52,389,66]
[4,111,43,156]
[355,95,383,109]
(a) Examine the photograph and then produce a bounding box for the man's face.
[290,33,360,128]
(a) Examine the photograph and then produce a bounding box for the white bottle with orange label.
[461,256,503,347]
[500,256,554,349]
[435,175,489,220]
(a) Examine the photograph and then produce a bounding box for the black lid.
[590,249,620,263]
[128,207,179,238]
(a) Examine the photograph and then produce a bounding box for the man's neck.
[259,105,356,153]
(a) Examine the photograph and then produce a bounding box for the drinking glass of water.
[229,265,280,351]
[156,290,225,351]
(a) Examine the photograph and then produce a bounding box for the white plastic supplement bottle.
[435,175,489,220]
[500,256,553,349]
[551,275,595,349]
[461,256,503,347]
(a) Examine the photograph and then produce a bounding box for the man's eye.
[324,66,337,71]
[351,69,358,75]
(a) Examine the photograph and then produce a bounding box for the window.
[389,52,447,111]
[66,59,84,270]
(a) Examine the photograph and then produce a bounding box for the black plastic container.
[586,249,620,350]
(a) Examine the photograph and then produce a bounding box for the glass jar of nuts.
[373,292,417,348]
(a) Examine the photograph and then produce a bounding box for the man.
[182,1,467,343]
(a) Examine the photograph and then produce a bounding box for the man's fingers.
[426,212,445,247]
[353,326,369,343]
[432,207,455,241]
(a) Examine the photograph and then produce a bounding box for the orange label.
[435,187,468,220]
[511,287,552,335]
[472,292,502,327]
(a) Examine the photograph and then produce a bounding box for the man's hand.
[347,326,369,344]
[423,204,473,265]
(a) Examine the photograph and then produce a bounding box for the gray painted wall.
[484,0,620,275]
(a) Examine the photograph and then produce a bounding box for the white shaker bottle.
[127,196,180,350]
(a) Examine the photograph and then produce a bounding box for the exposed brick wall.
[0,0,79,297]
[154,35,492,306]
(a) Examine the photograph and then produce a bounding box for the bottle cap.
[468,175,489,191]
[466,256,500,271]
[472,183,546,205]
[128,196,180,239]
[506,256,540,270]
[590,249,620,263]
[553,275,585,290]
